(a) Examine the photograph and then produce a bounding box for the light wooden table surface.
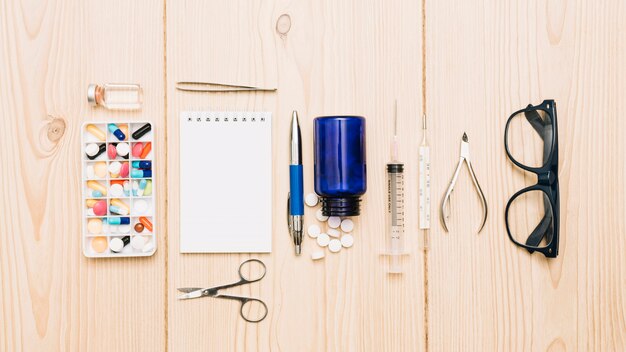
[1,0,625,351]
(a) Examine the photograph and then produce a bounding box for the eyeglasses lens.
[506,109,553,168]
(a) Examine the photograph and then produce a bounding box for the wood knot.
[276,14,292,37]
[46,115,66,143]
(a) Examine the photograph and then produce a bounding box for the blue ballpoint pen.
[288,111,304,255]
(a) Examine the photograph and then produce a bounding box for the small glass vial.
[314,116,367,216]
[87,83,143,110]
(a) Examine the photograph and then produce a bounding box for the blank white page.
[179,111,272,253]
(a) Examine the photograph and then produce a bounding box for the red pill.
[119,162,129,178]
[93,200,107,216]
[107,144,117,159]
[132,142,143,157]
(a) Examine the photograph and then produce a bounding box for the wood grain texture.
[426,0,626,351]
[0,0,166,351]
[2,0,625,351]
[166,0,424,351]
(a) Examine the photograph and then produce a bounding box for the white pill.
[315,209,329,222]
[134,199,148,214]
[119,225,131,234]
[110,225,118,233]
[142,240,155,253]
[305,193,319,207]
[327,228,340,238]
[131,235,146,250]
[110,184,124,197]
[116,142,130,157]
[327,216,341,229]
[341,234,354,248]
[317,233,330,247]
[311,250,325,260]
[108,161,121,174]
[308,224,321,238]
[87,165,95,179]
[340,219,354,232]
[85,143,99,157]
[328,239,342,253]
[109,238,124,253]
[86,208,95,216]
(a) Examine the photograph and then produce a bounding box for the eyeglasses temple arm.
[525,206,553,248]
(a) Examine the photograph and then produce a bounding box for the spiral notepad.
[179,111,272,253]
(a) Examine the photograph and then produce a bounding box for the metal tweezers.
[176,81,277,92]
[441,132,488,233]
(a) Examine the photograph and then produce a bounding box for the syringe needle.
[391,100,399,162]
[421,114,427,145]
[419,113,431,251]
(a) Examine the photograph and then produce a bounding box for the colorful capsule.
[111,199,130,214]
[86,124,106,141]
[131,169,152,178]
[139,142,152,159]
[87,181,107,196]
[138,179,147,196]
[132,123,151,140]
[108,123,126,141]
[119,125,129,140]
[132,161,152,169]
[123,181,131,196]
[109,205,129,215]
[108,217,130,225]
[143,180,152,196]
[139,217,153,232]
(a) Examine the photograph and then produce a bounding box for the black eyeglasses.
[504,100,560,258]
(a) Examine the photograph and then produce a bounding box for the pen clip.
[287,193,293,233]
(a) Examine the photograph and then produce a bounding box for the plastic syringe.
[383,101,407,273]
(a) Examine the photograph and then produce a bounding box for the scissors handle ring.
[238,259,267,283]
[240,298,268,323]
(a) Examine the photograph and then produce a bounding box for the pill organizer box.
[81,121,157,258]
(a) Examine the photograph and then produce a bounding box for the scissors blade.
[177,289,206,300]
[177,287,203,294]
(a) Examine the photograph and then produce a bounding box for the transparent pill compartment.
[81,121,156,258]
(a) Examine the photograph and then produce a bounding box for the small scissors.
[177,259,268,323]
[441,133,488,233]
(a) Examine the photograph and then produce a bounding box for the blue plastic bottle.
[314,116,367,216]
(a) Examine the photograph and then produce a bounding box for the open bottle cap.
[87,84,97,105]
[87,84,102,106]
